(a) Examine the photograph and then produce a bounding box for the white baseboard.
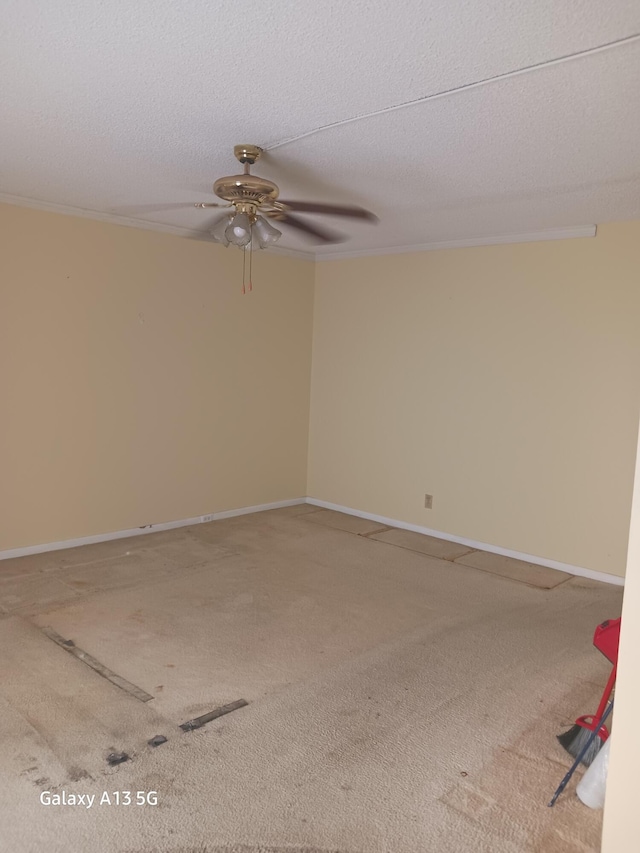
[0,498,306,561]
[305,498,625,587]
[2,495,625,587]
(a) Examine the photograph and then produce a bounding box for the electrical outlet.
[424,494,433,509]
[201,514,215,523]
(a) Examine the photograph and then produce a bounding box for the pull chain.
[240,224,254,295]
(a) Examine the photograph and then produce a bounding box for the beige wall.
[602,417,640,850]
[4,206,640,577]
[0,204,314,550]
[308,223,640,577]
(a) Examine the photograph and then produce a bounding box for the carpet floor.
[0,506,622,852]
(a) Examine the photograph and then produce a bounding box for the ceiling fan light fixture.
[210,214,232,246]
[254,215,282,248]
[225,212,252,247]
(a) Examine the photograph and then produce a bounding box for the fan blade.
[114,202,226,215]
[276,200,377,221]
[272,213,347,244]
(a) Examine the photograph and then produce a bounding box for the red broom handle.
[593,663,616,721]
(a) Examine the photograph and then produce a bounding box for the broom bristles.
[557,723,605,766]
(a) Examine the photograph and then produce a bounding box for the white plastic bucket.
[576,736,611,809]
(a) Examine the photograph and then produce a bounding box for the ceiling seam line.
[263,31,640,151]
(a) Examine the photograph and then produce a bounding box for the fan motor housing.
[213,174,279,205]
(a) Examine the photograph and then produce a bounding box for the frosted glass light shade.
[254,215,282,248]
[225,212,252,247]
[210,215,231,245]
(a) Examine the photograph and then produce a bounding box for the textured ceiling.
[2,0,640,257]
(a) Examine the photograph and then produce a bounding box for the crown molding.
[260,244,314,261]
[315,225,597,260]
[0,192,596,261]
[0,191,201,238]
[0,192,314,261]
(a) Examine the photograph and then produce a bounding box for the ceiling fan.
[192,144,378,249]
